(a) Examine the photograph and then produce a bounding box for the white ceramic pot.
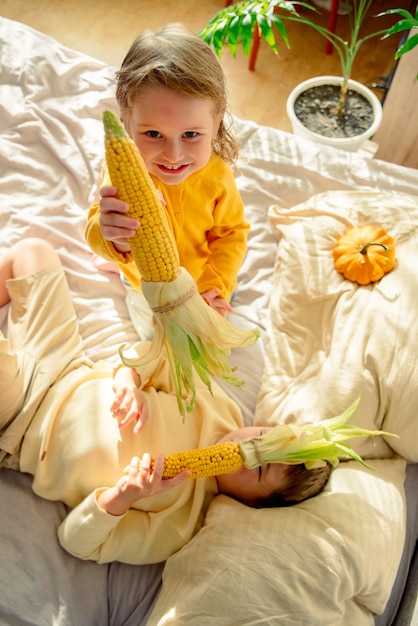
[286,75,383,152]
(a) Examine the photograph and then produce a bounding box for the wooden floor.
[0,0,410,133]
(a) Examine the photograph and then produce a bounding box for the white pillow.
[255,190,418,462]
[148,459,406,625]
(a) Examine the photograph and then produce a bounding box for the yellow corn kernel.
[103,110,180,283]
[134,441,244,479]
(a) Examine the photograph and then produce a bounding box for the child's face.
[216,427,290,506]
[122,86,221,186]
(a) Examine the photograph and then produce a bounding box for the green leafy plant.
[199,0,418,116]
[381,4,418,78]
[381,5,418,59]
[199,0,304,58]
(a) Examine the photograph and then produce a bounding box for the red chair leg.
[248,27,261,71]
[224,0,260,70]
[326,0,339,54]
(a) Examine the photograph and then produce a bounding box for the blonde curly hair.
[115,23,239,165]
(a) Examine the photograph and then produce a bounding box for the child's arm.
[193,162,250,303]
[57,455,191,563]
[97,454,189,516]
[111,365,148,433]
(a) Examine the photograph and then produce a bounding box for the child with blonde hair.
[86,23,250,338]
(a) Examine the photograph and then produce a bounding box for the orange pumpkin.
[332,225,396,286]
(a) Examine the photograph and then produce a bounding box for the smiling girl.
[86,23,250,336]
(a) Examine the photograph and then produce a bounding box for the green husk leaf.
[163,314,196,415]
[240,397,398,470]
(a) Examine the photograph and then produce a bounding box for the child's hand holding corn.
[99,185,167,254]
[96,454,190,516]
[99,185,139,253]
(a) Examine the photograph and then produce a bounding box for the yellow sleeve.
[197,187,249,300]
[57,487,201,564]
[191,159,250,300]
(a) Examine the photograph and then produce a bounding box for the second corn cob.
[127,398,397,479]
[146,442,243,479]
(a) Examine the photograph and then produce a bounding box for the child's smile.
[122,85,221,185]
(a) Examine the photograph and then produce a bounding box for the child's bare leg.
[0,238,76,431]
[0,238,61,307]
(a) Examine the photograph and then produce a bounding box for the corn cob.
[103,110,260,417]
[127,398,397,478]
[103,110,179,283]
[148,441,243,479]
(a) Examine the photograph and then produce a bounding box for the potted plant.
[199,1,418,151]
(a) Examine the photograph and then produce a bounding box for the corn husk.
[239,398,398,470]
[120,267,260,416]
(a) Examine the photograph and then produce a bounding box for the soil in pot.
[293,84,375,139]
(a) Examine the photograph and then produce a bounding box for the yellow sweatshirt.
[19,344,243,565]
[85,154,250,301]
